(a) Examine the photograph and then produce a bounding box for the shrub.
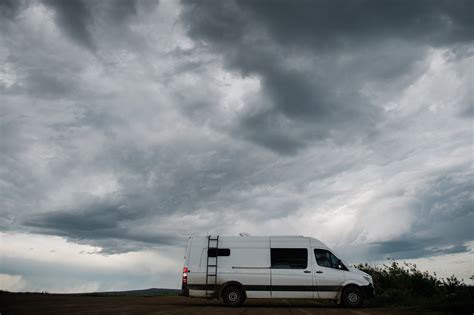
[354,259,473,309]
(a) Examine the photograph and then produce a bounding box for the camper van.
[181,235,374,307]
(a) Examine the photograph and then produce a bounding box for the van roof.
[188,235,330,249]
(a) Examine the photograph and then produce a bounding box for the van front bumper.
[362,284,375,298]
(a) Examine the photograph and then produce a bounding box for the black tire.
[222,285,245,307]
[342,286,364,308]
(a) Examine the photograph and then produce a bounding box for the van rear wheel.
[342,286,363,308]
[222,285,245,307]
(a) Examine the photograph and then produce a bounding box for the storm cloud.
[0,0,473,291]
[181,0,472,153]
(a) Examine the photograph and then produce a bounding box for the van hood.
[348,266,373,285]
[349,266,370,277]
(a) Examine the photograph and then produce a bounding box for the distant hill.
[78,288,181,296]
[0,288,181,296]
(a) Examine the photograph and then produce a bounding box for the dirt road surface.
[0,294,447,315]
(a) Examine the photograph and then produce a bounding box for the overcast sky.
[0,0,473,292]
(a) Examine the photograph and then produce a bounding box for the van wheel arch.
[220,282,246,307]
[219,281,247,299]
[341,284,364,308]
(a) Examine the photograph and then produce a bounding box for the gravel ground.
[0,294,447,315]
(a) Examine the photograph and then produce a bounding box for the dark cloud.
[181,0,473,154]
[461,104,474,117]
[410,171,474,249]
[104,0,138,22]
[23,195,185,253]
[237,0,473,47]
[0,0,26,19]
[370,239,470,259]
[26,197,129,233]
[44,0,95,50]
[237,110,307,155]
[4,68,75,98]
[42,0,143,50]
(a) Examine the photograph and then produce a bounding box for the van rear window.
[271,248,307,269]
[208,248,231,257]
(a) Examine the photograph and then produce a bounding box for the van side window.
[208,248,231,257]
[314,249,347,270]
[271,248,308,269]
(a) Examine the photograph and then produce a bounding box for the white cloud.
[0,274,26,292]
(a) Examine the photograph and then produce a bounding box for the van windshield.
[314,249,347,270]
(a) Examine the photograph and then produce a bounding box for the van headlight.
[363,275,372,284]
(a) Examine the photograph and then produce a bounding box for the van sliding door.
[270,239,314,299]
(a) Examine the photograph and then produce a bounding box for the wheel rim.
[348,292,359,304]
[228,291,238,302]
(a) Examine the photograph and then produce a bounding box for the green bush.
[354,259,473,310]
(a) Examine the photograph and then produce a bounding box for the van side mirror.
[337,259,343,269]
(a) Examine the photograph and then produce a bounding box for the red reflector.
[182,266,189,284]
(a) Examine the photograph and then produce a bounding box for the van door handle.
[304,270,311,273]
[315,271,323,273]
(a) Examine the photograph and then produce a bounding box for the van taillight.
[182,266,189,284]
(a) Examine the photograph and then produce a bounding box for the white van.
[181,235,374,307]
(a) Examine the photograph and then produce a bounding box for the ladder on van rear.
[205,235,219,299]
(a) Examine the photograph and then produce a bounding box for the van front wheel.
[342,286,363,308]
[222,285,245,307]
